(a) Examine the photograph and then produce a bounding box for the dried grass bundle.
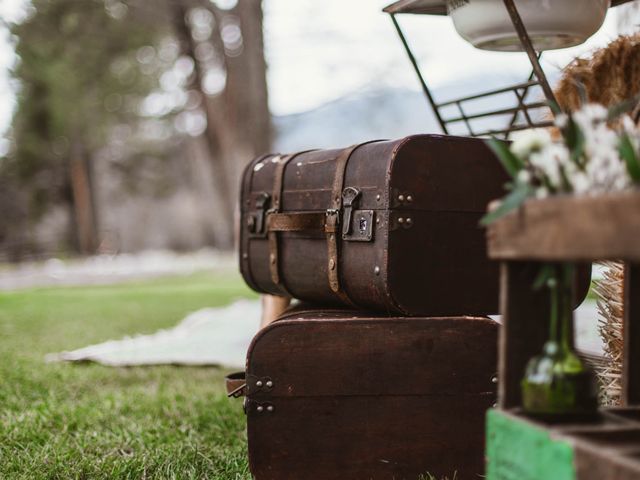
[593,261,625,405]
[555,33,640,118]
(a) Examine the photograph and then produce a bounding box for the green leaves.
[487,138,523,179]
[562,116,586,166]
[548,100,562,116]
[482,138,532,226]
[533,263,556,290]
[620,133,640,183]
[480,185,532,226]
[482,98,640,229]
[607,93,640,123]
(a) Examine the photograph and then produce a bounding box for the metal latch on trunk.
[341,187,374,242]
[247,192,271,238]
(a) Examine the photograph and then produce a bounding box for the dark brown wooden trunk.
[244,306,499,479]
[240,134,509,315]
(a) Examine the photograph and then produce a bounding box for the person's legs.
[260,295,290,328]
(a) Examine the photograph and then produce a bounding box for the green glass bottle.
[521,263,599,421]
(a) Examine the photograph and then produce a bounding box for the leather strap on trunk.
[264,141,383,304]
[326,145,361,305]
[267,212,326,232]
[326,141,384,302]
[225,371,246,398]
[241,153,274,293]
[268,150,315,296]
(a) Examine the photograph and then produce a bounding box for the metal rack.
[384,0,635,139]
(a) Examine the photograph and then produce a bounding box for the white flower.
[571,172,590,195]
[510,129,552,160]
[517,169,532,184]
[528,143,571,191]
[573,103,608,130]
[554,113,569,129]
[535,187,549,199]
[495,103,639,208]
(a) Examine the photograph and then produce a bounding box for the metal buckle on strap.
[325,209,340,233]
[247,192,271,238]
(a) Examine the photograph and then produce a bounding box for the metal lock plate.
[343,210,375,242]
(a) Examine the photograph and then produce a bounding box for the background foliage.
[1,0,270,259]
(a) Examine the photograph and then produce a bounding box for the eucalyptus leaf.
[533,263,556,290]
[479,186,532,226]
[487,138,523,179]
[558,164,573,193]
[608,93,640,122]
[574,81,587,107]
[620,133,640,183]
[562,116,585,165]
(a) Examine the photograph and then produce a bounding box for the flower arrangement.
[481,100,640,418]
[481,101,640,226]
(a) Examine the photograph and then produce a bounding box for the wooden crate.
[486,191,640,479]
[487,409,640,480]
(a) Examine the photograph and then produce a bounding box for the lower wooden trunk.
[248,395,493,480]
[244,309,498,479]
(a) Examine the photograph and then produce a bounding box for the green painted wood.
[486,410,576,480]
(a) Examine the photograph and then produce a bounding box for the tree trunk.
[169,0,272,250]
[69,137,98,254]
[170,0,235,249]
[208,0,272,187]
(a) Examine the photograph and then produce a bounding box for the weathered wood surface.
[487,409,640,480]
[487,192,640,261]
[246,312,498,479]
[241,135,508,315]
[498,262,551,409]
[623,263,640,406]
[498,262,591,409]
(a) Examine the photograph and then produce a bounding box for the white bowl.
[446,0,610,51]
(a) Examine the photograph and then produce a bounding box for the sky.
[0,0,625,139]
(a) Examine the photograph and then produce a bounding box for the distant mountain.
[273,73,556,151]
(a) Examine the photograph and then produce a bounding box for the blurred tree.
[4,0,271,256]
[169,0,271,247]
[7,0,162,255]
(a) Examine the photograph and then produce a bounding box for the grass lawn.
[0,271,257,479]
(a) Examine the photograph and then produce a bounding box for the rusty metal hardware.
[341,187,361,237]
[247,400,275,414]
[248,375,275,394]
[248,192,271,238]
[344,210,375,241]
[341,187,374,242]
